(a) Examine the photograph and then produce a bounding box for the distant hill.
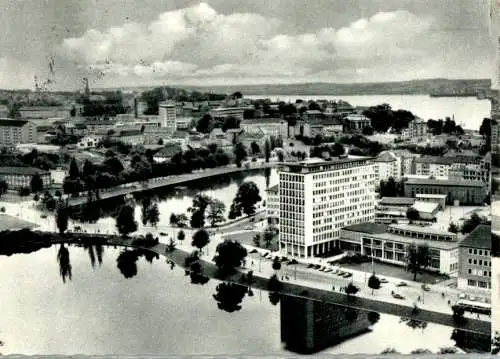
[179,79,491,96]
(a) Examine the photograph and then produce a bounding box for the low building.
[339,222,459,275]
[373,151,401,181]
[240,120,287,138]
[153,144,183,163]
[378,197,416,212]
[404,178,487,205]
[209,107,246,121]
[0,119,37,146]
[391,149,420,176]
[19,106,70,120]
[415,193,447,210]
[303,110,324,121]
[77,136,101,149]
[457,224,491,292]
[0,166,51,190]
[266,184,279,225]
[111,129,144,146]
[80,120,117,135]
[411,201,440,221]
[343,114,371,132]
[401,118,428,140]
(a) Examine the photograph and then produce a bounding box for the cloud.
[0,57,36,89]
[58,2,475,85]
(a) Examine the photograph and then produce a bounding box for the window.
[467,279,477,287]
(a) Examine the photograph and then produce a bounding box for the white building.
[265,184,279,225]
[77,135,101,149]
[209,107,247,121]
[159,102,177,135]
[373,151,402,182]
[278,157,376,259]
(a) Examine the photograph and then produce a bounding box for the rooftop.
[412,201,440,214]
[405,178,485,187]
[0,119,29,127]
[416,193,447,199]
[0,166,49,175]
[375,232,459,250]
[373,151,398,163]
[342,222,388,234]
[154,144,183,158]
[284,156,373,169]
[266,184,279,193]
[460,224,491,249]
[389,223,456,237]
[379,197,416,206]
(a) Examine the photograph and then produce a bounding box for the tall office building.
[278,157,376,259]
[159,102,176,134]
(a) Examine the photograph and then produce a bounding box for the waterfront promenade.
[65,162,278,207]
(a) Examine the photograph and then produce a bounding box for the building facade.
[159,102,177,135]
[404,178,488,205]
[278,157,376,259]
[373,151,402,181]
[457,224,491,292]
[0,119,37,146]
[343,114,371,132]
[265,184,279,225]
[0,166,51,190]
[209,107,246,121]
[339,222,459,275]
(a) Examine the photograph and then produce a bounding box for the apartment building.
[373,151,401,181]
[266,184,279,225]
[19,106,70,120]
[339,222,459,275]
[0,166,51,190]
[209,107,246,121]
[401,118,428,140]
[414,155,489,183]
[457,224,491,292]
[343,114,371,132]
[0,119,37,146]
[159,102,177,135]
[404,178,488,205]
[278,157,376,259]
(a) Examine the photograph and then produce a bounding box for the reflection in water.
[269,292,280,305]
[116,248,159,278]
[190,272,210,285]
[280,295,375,354]
[95,244,104,266]
[400,317,428,331]
[212,282,248,313]
[56,244,72,283]
[451,329,491,353]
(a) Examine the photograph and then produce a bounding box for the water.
[0,244,487,355]
[245,94,491,131]
[77,169,279,231]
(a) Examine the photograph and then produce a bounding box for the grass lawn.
[0,214,38,230]
[222,230,279,251]
[341,260,450,285]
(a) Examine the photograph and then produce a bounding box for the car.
[40,214,47,218]
[468,296,477,301]
[396,281,407,287]
[244,225,253,230]
[307,264,314,268]
[324,268,332,273]
[392,293,405,300]
[249,249,258,254]
[379,278,388,283]
[458,293,467,299]
[343,272,353,278]
[159,232,167,236]
[314,264,321,269]
[74,225,82,231]
[422,285,431,291]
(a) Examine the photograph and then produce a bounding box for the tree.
[0,177,7,197]
[479,118,491,137]
[148,202,160,227]
[406,243,431,281]
[213,239,247,273]
[277,150,284,162]
[461,212,485,234]
[228,202,242,220]
[55,206,69,234]
[250,141,260,155]
[362,126,374,136]
[188,194,212,228]
[232,181,262,216]
[222,116,240,132]
[192,229,210,254]
[406,207,420,223]
[196,113,212,133]
[30,173,44,193]
[169,213,178,227]
[233,142,247,167]
[264,139,271,163]
[207,199,226,227]
[116,204,138,236]
[345,282,359,297]
[263,226,275,249]
[368,273,381,294]
[448,222,459,234]
[272,257,281,273]
[492,331,500,354]
[252,233,261,247]
[176,213,188,228]
[69,157,80,179]
[18,186,30,197]
[177,229,185,243]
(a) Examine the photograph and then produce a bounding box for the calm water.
[78,169,279,230]
[245,94,491,131]
[0,245,488,355]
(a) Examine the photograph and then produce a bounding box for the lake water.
[245,94,491,131]
[0,245,488,355]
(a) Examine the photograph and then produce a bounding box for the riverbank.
[0,229,489,336]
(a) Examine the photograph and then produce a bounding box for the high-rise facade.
[278,157,376,259]
[159,102,177,135]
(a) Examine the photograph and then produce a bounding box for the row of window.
[467,279,490,289]
[466,268,491,277]
[468,248,490,256]
[467,258,491,267]
[279,174,304,183]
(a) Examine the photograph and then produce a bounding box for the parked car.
[244,225,253,230]
[422,285,431,291]
[307,264,314,268]
[40,214,47,219]
[159,232,167,236]
[343,272,353,278]
[458,293,467,299]
[396,281,407,287]
[379,278,388,283]
[392,293,405,300]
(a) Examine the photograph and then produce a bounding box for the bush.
[18,186,30,197]
[132,233,159,247]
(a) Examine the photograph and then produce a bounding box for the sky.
[0,0,496,90]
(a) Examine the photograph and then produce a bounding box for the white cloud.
[58,3,453,84]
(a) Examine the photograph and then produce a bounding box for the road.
[65,162,278,207]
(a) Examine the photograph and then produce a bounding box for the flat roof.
[412,201,440,214]
[284,156,373,169]
[389,223,456,237]
[0,119,29,127]
[379,197,415,205]
[266,184,278,193]
[0,166,50,175]
[342,222,388,234]
[374,232,459,250]
[460,224,491,249]
[405,178,485,187]
[416,193,447,199]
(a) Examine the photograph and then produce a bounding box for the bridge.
[25,230,491,336]
[66,162,278,207]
